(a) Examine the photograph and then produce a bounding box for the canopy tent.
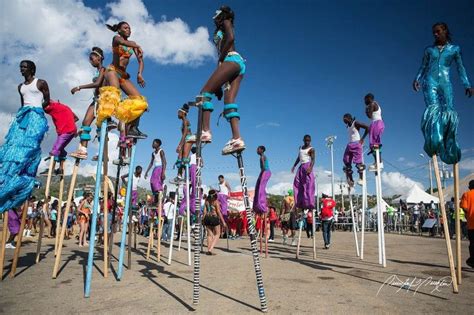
[369,198,390,213]
[443,173,474,200]
[392,184,439,204]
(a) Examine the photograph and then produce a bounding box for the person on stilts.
[0,60,49,213]
[144,139,167,204]
[364,93,385,172]
[172,103,195,184]
[342,113,368,186]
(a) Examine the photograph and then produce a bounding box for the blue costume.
[415,43,471,164]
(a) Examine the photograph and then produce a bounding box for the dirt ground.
[1,228,473,314]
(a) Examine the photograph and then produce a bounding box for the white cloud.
[459,158,474,172]
[397,157,406,162]
[0,0,214,146]
[381,171,424,195]
[256,122,281,129]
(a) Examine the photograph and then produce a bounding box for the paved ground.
[1,229,473,314]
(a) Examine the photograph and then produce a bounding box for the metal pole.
[330,143,335,200]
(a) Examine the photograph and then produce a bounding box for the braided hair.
[106,21,128,32]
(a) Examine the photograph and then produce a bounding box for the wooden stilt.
[103,135,109,278]
[10,201,29,278]
[167,186,179,265]
[453,163,461,284]
[157,191,163,261]
[53,159,80,278]
[36,158,55,263]
[296,210,303,259]
[133,221,137,250]
[432,155,458,293]
[146,212,154,260]
[1,211,10,280]
[312,209,316,260]
[54,172,65,256]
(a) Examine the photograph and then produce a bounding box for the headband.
[213,9,222,19]
[90,50,103,59]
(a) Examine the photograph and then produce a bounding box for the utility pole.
[326,136,336,200]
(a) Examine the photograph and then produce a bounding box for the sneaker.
[6,243,16,249]
[222,138,246,155]
[27,230,32,238]
[268,239,274,243]
[113,157,130,166]
[70,147,88,160]
[291,238,296,246]
[368,162,384,172]
[170,176,184,185]
[201,130,212,143]
[282,236,287,245]
[127,126,147,139]
[186,134,197,143]
[357,179,364,186]
[54,168,64,176]
[23,229,27,237]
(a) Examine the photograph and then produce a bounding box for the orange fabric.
[107,64,130,84]
[460,189,474,230]
[113,45,133,58]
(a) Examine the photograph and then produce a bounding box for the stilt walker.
[84,121,108,297]
[413,22,473,293]
[167,185,180,265]
[0,211,9,279]
[52,158,81,279]
[117,144,137,280]
[348,187,360,257]
[36,158,55,263]
[10,201,29,278]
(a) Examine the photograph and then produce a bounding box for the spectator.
[460,180,474,268]
[5,207,22,249]
[162,197,176,242]
[268,206,278,242]
[320,193,336,249]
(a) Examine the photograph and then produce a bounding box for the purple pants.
[253,170,272,214]
[50,132,75,159]
[343,141,363,165]
[218,193,229,217]
[132,190,138,206]
[150,166,163,193]
[369,120,385,149]
[293,162,315,209]
[8,209,21,234]
[179,164,197,215]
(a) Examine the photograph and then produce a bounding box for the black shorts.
[290,212,298,230]
[203,215,220,227]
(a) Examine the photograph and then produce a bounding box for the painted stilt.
[348,187,360,257]
[146,208,154,260]
[432,155,458,293]
[167,184,179,265]
[84,121,107,297]
[375,147,386,267]
[117,143,137,280]
[36,158,55,263]
[52,158,80,279]
[360,170,367,260]
[0,211,9,279]
[453,163,461,284]
[103,135,109,278]
[185,163,192,266]
[54,173,65,256]
[108,161,122,264]
[264,214,268,259]
[234,151,268,312]
[10,201,29,278]
[259,215,263,256]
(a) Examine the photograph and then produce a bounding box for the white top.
[27,206,33,215]
[20,78,43,108]
[299,146,312,164]
[219,181,229,195]
[190,153,197,165]
[153,149,163,167]
[163,201,175,220]
[371,102,382,121]
[132,174,140,191]
[347,121,361,142]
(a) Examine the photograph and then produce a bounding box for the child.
[6,208,22,249]
[42,100,78,175]
[203,190,227,255]
[78,193,93,247]
[144,139,167,199]
[122,166,142,207]
[364,93,385,171]
[173,104,195,183]
[342,113,369,186]
[70,47,116,160]
[253,146,271,214]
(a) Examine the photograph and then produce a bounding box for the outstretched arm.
[71,68,105,94]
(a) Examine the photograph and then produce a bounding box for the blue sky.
[3,0,473,196]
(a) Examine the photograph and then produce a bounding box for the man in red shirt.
[460,180,474,268]
[43,100,78,175]
[320,193,336,249]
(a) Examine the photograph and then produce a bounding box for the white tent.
[369,198,390,213]
[392,185,439,204]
